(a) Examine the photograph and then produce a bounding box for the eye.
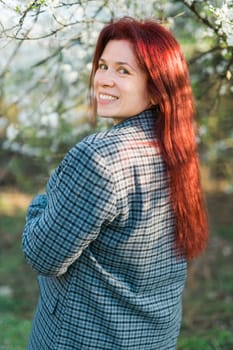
[98,63,108,70]
[118,67,130,75]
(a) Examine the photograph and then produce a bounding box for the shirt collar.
[113,108,158,131]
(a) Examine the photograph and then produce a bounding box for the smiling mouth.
[99,93,118,101]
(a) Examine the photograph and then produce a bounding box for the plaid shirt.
[22,109,187,350]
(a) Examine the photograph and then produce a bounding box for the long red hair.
[89,17,208,259]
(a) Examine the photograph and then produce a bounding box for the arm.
[22,141,117,276]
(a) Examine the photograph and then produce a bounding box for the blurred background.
[0,1,232,349]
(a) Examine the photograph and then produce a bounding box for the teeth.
[99,94,117,100]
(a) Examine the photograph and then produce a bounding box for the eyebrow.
[99,57,137,71]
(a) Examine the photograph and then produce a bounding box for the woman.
[22,17,208,350]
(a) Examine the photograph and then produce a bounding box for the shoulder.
[50,130,117,195]
[71,128,122,161]
[60,129,115,173]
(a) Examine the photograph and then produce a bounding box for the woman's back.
[24,110,186,350]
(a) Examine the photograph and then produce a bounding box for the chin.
[97,109,116,118]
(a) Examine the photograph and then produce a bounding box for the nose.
[96,70,115,88]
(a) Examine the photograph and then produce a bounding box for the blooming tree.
[0,0,232,188]
[181,0,233,188]
[0,1,170,159]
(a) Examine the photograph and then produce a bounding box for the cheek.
[93,73,99,91]
[136,86,150,103]
[133,76,150,101]
[142,82,151,103]
[93,78,97,91]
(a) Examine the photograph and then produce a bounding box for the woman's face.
[94,40,151,124]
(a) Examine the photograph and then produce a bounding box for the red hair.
[89,17,208,259]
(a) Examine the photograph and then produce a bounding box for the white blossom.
[6,124,19,140]
[41,112,59,128]
[0,117,8,130]
[209,2,233,46]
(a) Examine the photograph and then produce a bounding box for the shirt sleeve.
[22,140,117,276]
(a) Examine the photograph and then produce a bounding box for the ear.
[150,97,157,106]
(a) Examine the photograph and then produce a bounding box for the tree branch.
[181,0,219,35]
[188,45,222,65]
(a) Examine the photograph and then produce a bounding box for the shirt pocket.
[35,280,62,349]
[38,276,60,314]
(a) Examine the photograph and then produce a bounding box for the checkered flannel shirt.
[22,109,187,350]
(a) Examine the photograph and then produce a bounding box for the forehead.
[101,40,138,64]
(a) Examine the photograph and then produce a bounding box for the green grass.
[0,312,31,350]
[0,208,38,349]
[177,329,233,350]
[0,192,233,349]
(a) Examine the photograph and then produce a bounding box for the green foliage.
[15,6,21,14]
[15,0,46,14]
